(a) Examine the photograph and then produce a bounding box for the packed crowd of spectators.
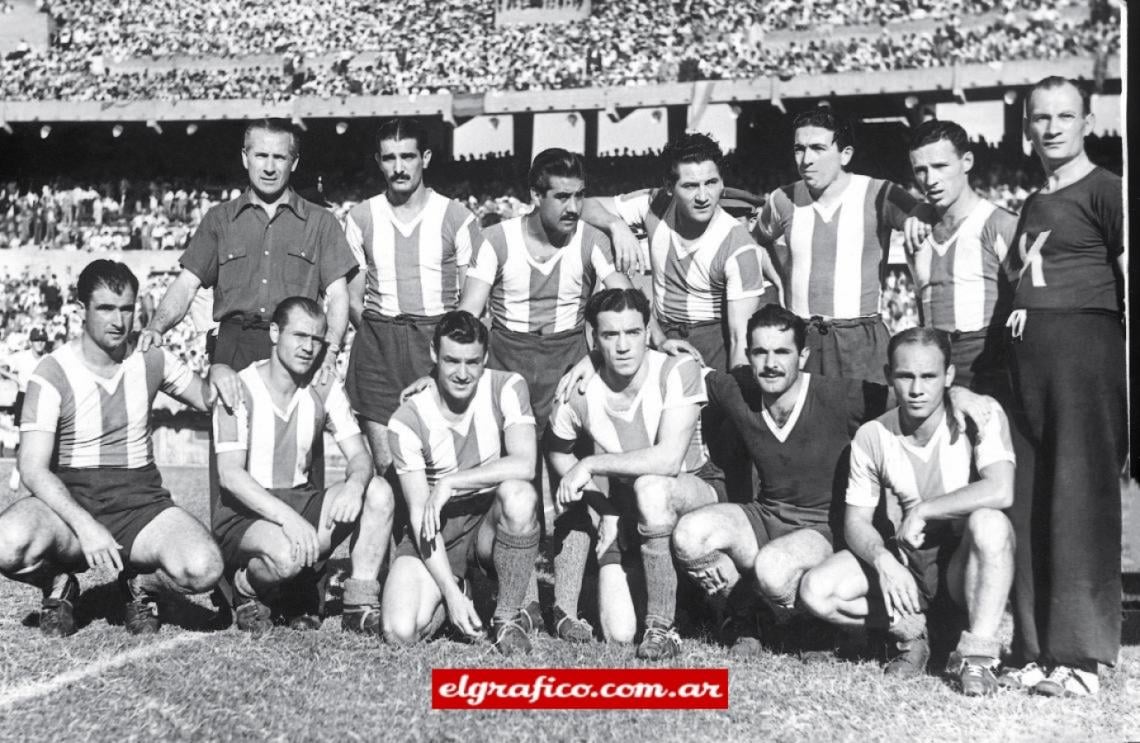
[0,0,1114,101]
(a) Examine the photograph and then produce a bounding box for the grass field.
[0,460,1138,742]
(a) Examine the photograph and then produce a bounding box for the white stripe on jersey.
[412,195,449,317]
[833,175,872,318]
[123,365,150,468]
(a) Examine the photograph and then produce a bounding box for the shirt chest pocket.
[284,246,316,293]
[217,244,250,295]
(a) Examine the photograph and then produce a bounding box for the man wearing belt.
[344,118,482,473]
[140,118,354,387]
[755,109,923,383]
[581,132,774,372]
[458,148,631,642]
[905,120,1018,395]
[998,77,1126,698]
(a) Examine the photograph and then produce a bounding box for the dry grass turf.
[0,460,1138,742]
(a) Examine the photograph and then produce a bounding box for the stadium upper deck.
[0,0,1117,103]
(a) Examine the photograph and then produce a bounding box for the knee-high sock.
[553,505,592,616]
[640,525,677,628]
[493,526,540,622]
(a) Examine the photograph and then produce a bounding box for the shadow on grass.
[22,579,229,633]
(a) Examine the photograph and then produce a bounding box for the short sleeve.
[316,212,357,289]
[973,401,1016,471]
[466,237,502,287]
[845,423,884,508]
[344,210,368,270]
[159,348,195,397]
[500,373,535,430]
[983,207,1019,263]
[613,191,652,231]
[723,244,765,301]
[323,382,362,443]
[877,181,919,232]
[546,395,582,453]
[388,407,427,475]
[588,234,618,284]
[454,212,482,268]
[213,398,249,454]
[19,374,61,433]
[179,208,221,287]
[663,357,708,410]
[1095,173,1124,257]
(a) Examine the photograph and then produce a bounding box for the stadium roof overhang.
[0,55,1119,125]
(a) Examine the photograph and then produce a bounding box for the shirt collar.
[232,188,309,221]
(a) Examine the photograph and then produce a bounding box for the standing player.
[212,298,393,634]
[345,119,482,474]
[582,132,772,372]
[458,148,631,642]
[1,326,49,492]
[755,108,923,383]
[383,311,540,655]
[906,120,1018,393]
[547,288,721,660]
[799,328,1016,696]
[999,77,1126,697]
[0,260,223,637]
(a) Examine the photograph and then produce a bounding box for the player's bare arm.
[457,275,493,319]
[726,294,762,369]
[845,503,921,620]
[139,269,201,350]
[556,403,700,504]
[324,433,375,528]
[216,449,320,567]
[897,459,1015,550]
[581,194,644,273]
[18,430,123,572]
[397,469,483,638]
[346,270,366,329]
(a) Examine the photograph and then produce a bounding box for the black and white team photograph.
[0,0,1131,739]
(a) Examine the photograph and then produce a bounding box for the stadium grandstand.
[0,0,1125,453]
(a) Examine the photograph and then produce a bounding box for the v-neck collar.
[67,344,127,393]
[252,361,304,421]
[896,409,949,462]
[761,372,810,443]
[927,199,988,257]
[378,189,435,237]
[515,218,579,275]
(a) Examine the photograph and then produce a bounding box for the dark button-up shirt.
[180,189,356,321]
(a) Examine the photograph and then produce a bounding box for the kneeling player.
[547,288,721,660]
[213,297,394,633]
[0,259,223,636]
[383,311,540,655]
[799,328,1015,695]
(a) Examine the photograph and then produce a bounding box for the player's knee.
[797,568,834,619]
[600,614,636,644]
[633,475,673,528]
[260,542,302,584]
[754,556,799,610]
[496,479,538,528]
[363,476,395,522]
[966,508,1014,559]
[381,609,420,646]
[670,512,710,562]
[170,545,224,593]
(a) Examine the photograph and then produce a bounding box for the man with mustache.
[212,297,393,633]
[344,118,483,482]
[754,108,924,383]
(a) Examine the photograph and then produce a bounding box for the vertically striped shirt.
[388,370,534,496]
[908,199,1017,333]
[758,175,916,318]
[845,400,1014,513]
[466,217,617,334]
[548,350,709,474]
[21,344,195,469]
[345,189,481,317]
[213,361,360,490]
[614,190,765,325]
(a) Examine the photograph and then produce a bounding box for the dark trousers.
[1006,311,1126,668]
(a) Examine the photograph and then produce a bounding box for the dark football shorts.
[740,500,835,549]
[391,489,495,580]
[213,483,327,568]
[863,519,963,611]
[345,311,441,426]
[56,463,176,563]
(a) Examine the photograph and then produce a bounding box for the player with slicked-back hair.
[344,117,484,482]
[755,107,927,384]
[905,118,1018,395]
[0,259,223,638]
[998,76,1126,698]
